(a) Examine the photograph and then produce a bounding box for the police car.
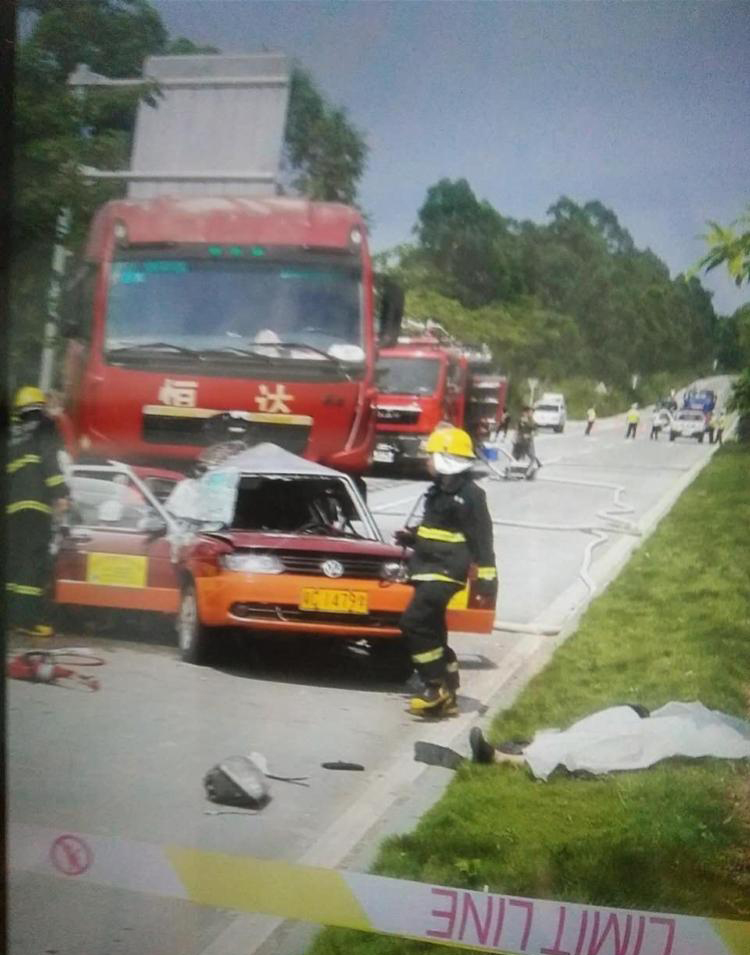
[669,410,708,443]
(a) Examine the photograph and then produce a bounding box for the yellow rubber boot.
[409,683,451,715]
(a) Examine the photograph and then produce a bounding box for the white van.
[533,394,567,433]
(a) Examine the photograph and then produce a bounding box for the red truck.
[58,196,402,475]
[373,331,507,468]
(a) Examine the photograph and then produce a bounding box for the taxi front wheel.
[177,581,210,664]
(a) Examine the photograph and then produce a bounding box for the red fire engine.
[373,324,507,468]
[58,197,402,474]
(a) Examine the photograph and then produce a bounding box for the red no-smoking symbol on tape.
[50,834,94,876]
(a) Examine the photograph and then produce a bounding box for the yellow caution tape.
[8,824,750,954]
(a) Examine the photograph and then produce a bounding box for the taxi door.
[445,570,497,635]
[55,468,180,614]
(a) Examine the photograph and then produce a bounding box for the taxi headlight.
[381,560,408,582]
[220,553,284,574]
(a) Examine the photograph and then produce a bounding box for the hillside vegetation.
[380,181,733,409]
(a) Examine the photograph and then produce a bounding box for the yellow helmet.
[425,426,475,458]
[13,386,46,412]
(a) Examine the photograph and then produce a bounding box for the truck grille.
[376,408,420,425]
[230,602,402,629]
[142,412,311,453]
[276,551,390,579]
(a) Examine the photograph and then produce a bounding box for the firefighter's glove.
[393,527,416,548]
[474,577,498,608]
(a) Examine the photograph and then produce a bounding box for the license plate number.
[299,588,368,614]
[374,447,395,463]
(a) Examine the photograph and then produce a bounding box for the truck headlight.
[381,561,409,582]
[220,553,284,574]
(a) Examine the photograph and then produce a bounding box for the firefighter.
[6,387,70,638]
[498,410,511,441]
[395,427,497,717]
[514,406,541,468]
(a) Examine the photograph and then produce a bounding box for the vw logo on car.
[321,559,344,579]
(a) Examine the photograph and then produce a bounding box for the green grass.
[308,445,750,955]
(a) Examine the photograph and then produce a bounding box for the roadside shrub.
[727,367,750,441]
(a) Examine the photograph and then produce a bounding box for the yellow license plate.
[87,553,147,588]
[299,588,368,615]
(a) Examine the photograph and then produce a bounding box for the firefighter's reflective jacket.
[409,472,496,586]
[7,415,69,517]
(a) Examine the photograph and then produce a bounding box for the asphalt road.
[7,377,731,955]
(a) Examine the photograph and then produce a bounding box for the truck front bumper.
[373,434,427,465]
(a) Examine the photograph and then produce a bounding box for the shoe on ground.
[408,683,450,714]
[414,741,464,770]
[409,695,459,720]
[469,726,497,764]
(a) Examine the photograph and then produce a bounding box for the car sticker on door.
[86,554,148,588]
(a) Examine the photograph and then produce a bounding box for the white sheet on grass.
[522,701,750,781]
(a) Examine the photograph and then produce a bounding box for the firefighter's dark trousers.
[401,580,462,687]
[6,511,53,631]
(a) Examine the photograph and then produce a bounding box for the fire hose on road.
[370,471,642,638]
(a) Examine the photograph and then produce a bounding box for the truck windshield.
[105,258,363,360]
[377,357,440,395]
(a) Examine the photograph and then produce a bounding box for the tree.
[12,2,165,384]
[22,0,167,79]
[696,208,750,287]
[12,1,370,384]
[165,37,219,55]
[384,186,718,394]
[415,179,520,307]
[283,67,367,205]
[715,305,750,371]
[697,208,750,435]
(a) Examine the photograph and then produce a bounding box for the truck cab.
[373,342,467,466]
[682,389,717,414]
[373,332,507,469]
[59,197,401,476]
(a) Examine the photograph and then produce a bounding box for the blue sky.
[153,0,749,315]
